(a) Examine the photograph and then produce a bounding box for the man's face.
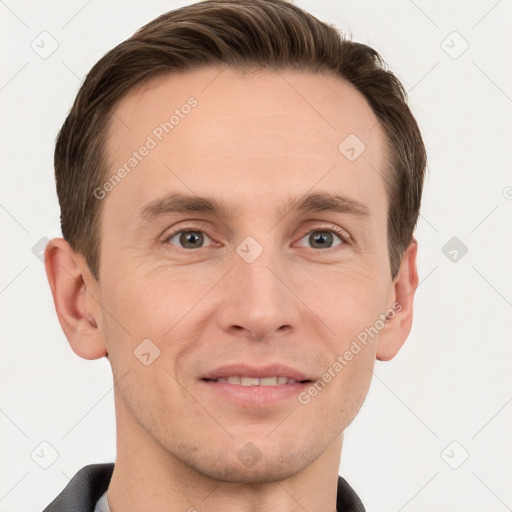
[95,67,395,481]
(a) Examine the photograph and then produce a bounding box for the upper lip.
[201,364,312,382]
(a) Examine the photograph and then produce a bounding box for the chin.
[172,437,324,484]
[185,456,305,484]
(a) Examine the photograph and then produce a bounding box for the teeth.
[260,377,278,386]
[213,376,300,386]
[241,377,260,386]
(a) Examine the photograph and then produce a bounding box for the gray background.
[1,1,511,511]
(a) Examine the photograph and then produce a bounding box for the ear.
[376,237,419,361]
[44,238,107,360]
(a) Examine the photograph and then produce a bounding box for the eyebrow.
[288,191,370,218]
[139,191,371,222]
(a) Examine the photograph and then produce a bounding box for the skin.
[45,66,418,512]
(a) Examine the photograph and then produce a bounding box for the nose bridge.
[218,236,301,338]
[239,246,279,301]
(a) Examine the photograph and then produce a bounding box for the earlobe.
[376,238,419,361]
[44,238,107,360]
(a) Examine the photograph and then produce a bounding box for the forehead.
[103,66,388,221]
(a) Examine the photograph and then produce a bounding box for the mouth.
[202,376,311,386]
[199,364,313,406]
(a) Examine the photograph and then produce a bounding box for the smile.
[203,376,308,386]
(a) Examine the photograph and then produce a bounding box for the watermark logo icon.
[237,442,263,467]
[134,338,161,366]
[31,31,59,59]
[442,236,468,263]
[441,31,469,59]
[236,236,263,263]
[32,237,50,262]
[441,441,469,469]
[31,441,59,469]
[338,134,366,162]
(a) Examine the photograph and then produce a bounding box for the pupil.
[181,231,203,248]
[311,231,332,248]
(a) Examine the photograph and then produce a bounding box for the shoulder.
[42,463,114,512]
[337,475,366,512]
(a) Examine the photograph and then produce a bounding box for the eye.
[162,223,350,251]
[296,225,350,250]
[164,224,214,249]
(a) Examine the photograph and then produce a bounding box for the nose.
[216,243,302,341]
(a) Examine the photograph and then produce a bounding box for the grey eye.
[297,230,344,249]
[168,231,211,249]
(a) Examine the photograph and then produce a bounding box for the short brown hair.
[55,0,426,280]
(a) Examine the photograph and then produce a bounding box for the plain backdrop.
[1,1,511,511]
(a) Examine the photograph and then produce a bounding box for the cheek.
[99,266,208,384]
[302,267,387,400]
[298,261,390,331]
[101,264,196,333]
[304,331,377,434]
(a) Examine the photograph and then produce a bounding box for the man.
[43,0,426,510]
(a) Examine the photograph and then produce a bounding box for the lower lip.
[200,380,311,407]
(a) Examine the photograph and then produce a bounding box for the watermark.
[32,236,50,262]
[236,236,264,263]
[134,338,161,366]
[31,441,59,469]
[441,236,468,263]
[440,31,469,60]
[440,441,469,469]
[298,301,402,405]
[338,133,366,161]
[30,31,59,60]
[93,96,198,200]
[237,442,263,467]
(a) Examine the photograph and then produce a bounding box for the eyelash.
[162,222,351,250]
[299,224,350,248]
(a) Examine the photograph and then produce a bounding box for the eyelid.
[162,221,214,245]
[298,222,352,244]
